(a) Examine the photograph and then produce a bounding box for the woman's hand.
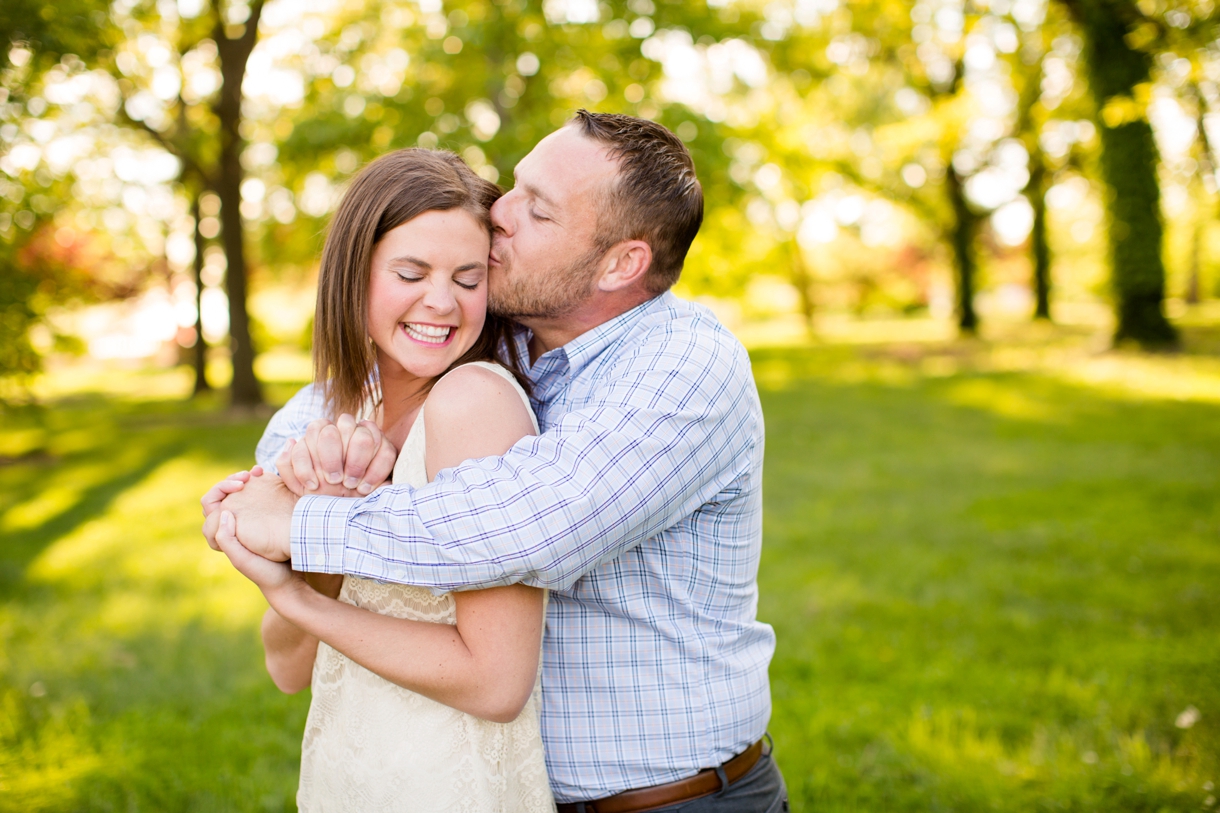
[201,467,264,516]
[214,509,305,602]
[216,509,342,694]
[276,414,398,498]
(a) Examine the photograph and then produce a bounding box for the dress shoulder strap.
[437,361,538,433]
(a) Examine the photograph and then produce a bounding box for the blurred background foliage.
[2,0,1220,404]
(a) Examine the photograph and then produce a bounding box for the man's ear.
[596,240,652,293]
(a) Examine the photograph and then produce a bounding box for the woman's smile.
[401,322,455,345]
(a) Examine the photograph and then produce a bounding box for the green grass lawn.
[1,330,1218,812]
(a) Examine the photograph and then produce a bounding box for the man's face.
[488,126,619,321]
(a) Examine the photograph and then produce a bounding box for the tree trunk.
[1187,215,1202,305]
[788,239,816,337]
[213,1,265,406]
[191,194,210,395]
[946,163,979,334]
[1014,41,1053,322]
[1187,79,1215,306]
[1029,157,1052,320]
[1098,117,1176,345]
[1064,0,1176,347]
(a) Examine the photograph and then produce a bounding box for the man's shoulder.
[581,293,756,409]
[629,293,750,367]
[277,381,327,418]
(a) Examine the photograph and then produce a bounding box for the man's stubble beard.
[488,246,604,321]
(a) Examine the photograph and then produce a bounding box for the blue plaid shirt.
[255,292,775,802]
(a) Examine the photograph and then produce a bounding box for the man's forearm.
[291,404,754,591]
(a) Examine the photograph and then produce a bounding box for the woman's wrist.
[263,576,322,629]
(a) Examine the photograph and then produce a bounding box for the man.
[207,111,786,812]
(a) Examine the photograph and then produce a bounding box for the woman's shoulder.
[422,362,537,469]
[431,361,522,402]
[425,362,535,432]
[440,360,519,386]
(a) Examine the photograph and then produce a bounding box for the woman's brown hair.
[312,148,525,418]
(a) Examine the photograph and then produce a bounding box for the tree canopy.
[3,0,1219,396]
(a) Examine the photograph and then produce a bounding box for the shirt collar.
[515,292,671,382]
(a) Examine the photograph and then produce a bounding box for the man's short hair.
[571,110,703,294]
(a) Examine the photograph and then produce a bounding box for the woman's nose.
[422,281,457,313]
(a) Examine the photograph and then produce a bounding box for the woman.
[211,149,554,812]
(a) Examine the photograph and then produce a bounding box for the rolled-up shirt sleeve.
[290,326,758,591]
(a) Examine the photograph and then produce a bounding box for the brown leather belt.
[555,738,765,813]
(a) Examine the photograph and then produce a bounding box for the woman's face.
[366,208,490,382]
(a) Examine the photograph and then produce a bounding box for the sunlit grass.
[756,329,1219,811]
[1,317,1218,811]
[0,384,302,812]
[746,309,1220,405]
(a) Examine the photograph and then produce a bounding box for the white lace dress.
[297,361,554,813]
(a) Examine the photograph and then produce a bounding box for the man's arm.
[293,327,762,591]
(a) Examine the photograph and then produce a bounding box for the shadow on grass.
[1,392,304,812]
[1180,321,1220,356]
[0,394,272,600]
[0,441,181,598]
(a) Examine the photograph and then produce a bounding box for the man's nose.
[490,193,513,236]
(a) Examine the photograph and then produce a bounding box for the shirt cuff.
[291,494,356,574]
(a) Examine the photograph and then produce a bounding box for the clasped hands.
[201,414,398,569]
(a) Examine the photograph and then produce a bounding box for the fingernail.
[357,482,373,495]
[344,476,359,489]
[307,479,318,490]
[221,510,233,531]
[326,472,343,485]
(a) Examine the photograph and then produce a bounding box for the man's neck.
[522,290,657,364]
[524,320,582,364]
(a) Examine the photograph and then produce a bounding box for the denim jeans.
[645,748,789,813]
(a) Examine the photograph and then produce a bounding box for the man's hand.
[202,471,296,561]
[276,414,397,498]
